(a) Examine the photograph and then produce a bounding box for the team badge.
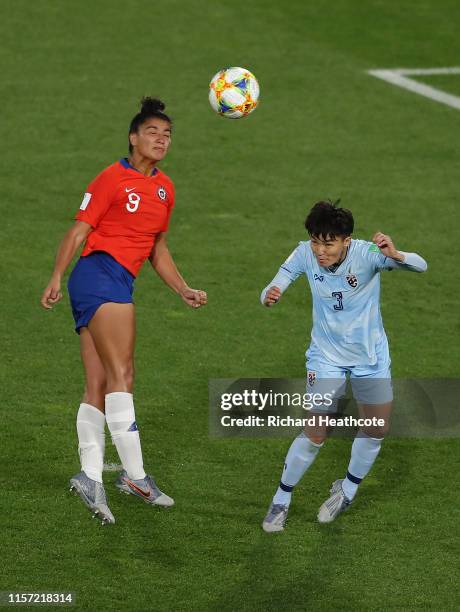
[157,187,167,201]
[307,371,316,387]
[314,273,324,282]
[346,273,358,288]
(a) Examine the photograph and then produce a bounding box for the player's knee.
[107,362,135,391]
[362,421,390,438]
[307,433,327,445]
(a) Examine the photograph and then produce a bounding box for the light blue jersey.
[262,240,427,368]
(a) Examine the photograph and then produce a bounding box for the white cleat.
[317,479,351,524]
[262,502,289,533]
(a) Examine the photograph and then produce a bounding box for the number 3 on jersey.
[332,291,343,311]
[126,192,140,213]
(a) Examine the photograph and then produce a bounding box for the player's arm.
[148,232,207,309]
[372,232,427,272]
[261,243,306,307]
[40,221,92,309]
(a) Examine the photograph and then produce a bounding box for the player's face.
[130,118,172,162]
[310,234,351,267]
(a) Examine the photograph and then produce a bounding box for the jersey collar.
[119,158,158,176]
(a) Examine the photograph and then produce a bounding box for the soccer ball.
[209,67,260,119]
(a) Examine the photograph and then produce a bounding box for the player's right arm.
[40,221,92,310]
[264,286,283,306]
[41,167,115,310]
[261,243,307,307]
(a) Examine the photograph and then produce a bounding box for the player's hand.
[40,277,63,310]
[180,287,207,309]
[372,232,404,261]
[264,286,282,307]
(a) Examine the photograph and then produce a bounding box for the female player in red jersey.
[40,98,207,524]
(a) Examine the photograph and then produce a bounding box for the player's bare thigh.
[88,302,136,394]
[357,402,392,437]
[80,327,106,412]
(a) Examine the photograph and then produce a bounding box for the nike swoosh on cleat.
[125,187,136,192]
[126,480,151,498]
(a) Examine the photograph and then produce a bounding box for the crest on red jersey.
[158,187,167,201]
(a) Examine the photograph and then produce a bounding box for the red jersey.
[75,159,175,276]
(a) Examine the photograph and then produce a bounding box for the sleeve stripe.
[80,192,92,210]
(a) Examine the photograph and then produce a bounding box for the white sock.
[76,403,105,483]
[105,392,146,480]
[272,433,323,506]
[342,433,383,500]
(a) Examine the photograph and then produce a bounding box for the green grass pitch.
[1,0,459,609]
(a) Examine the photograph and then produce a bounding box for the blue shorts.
[67,252,135,334]
[306,342,393,408]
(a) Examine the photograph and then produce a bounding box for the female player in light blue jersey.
[261,200,427,532]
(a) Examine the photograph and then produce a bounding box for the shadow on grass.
[208,438,415,611]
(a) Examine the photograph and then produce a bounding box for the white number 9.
[126,192,140,213]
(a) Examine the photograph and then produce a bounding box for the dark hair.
[305,199,354,240]
[128,97,172,153]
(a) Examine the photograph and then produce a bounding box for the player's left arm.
[149,232,207,309]
[372,232,427,272]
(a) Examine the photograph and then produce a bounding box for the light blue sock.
[342,433,383,500]
[273,433,323,506]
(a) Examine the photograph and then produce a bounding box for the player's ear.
[344,236,352,247]
[129,132,138,149]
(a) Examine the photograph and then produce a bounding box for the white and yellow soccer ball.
[209,67,260,119]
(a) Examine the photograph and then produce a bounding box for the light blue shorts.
[306,344,393,409]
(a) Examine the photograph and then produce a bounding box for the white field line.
[368,67,460,110]
[397,67,460,76]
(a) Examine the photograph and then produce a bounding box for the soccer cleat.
[69,471,115,525]
[317,479,352,524]
[115,470,174,507]
[262,502,289,533]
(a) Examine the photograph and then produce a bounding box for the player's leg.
[88,302,174,507]
[76,327,107,483]
[87,302,143,477]
[263,369,344,532]
[317,367,393,523]
[273,420,327,507]
[80,326,107,412]
[70,327,115,524]
[263,425,325,533]
[340,401,392,501]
